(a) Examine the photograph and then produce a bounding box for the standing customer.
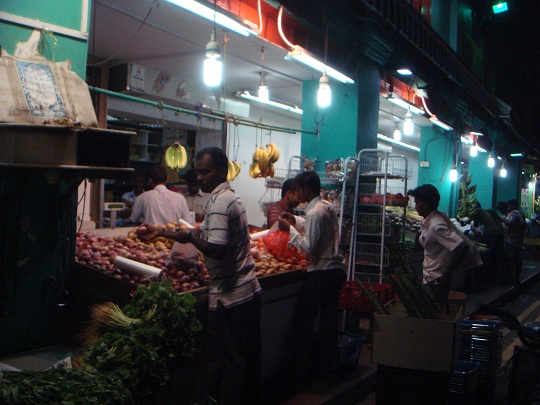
[408,184,469,299]
[266,178,301,228]
[144,148,262,404]
[502,199,526,284]
[130,165,192,226]
[277,171,345,384]
[183,168,209,222]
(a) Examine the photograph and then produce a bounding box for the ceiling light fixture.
[488,153,495,168]
[377,134,420,151]
[317,72,331,108]
[165,0,258,36]
[403,110,414,136]
[386,93,424,115]
[429,115,453,131]
[285,45,354,84]
[236,91,303,114]
[510,153,523,157]
[449,164,458,182]
[500,163,507,178]
[203,28,222,87]
[492,2,508,14]
[277,7,353,85]
[393,122,402,141]
[397,69,413,76]
[470,142,478,157]
[258,47,269,101]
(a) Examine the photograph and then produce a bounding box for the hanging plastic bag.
[262,223,305,263]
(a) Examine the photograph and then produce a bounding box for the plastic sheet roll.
[250,229,270,240]
[114,256,163,281]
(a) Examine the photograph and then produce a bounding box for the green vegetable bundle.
[0,279,203,404]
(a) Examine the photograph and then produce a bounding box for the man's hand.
[277,218,291,232]
[172,228,192,243]
[140,224,161,241]
[282,212,296,225]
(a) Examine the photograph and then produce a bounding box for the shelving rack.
[339,149,409,284]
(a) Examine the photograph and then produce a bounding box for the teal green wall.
[417,126,455,215]
[468,152,495,209]
[301,80,359,161]
[0,0,90,78]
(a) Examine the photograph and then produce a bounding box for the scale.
[103,202,126,229]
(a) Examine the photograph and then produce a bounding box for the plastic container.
[339,280,393,313]
[338,332,368,371]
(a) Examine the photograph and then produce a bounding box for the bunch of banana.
[227,160,242,181]
[249,147,270,179]
[164,142,188,169]
[266,142,280,164]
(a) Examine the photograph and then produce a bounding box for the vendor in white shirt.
[130,165,192,226]
[184,168,209,222]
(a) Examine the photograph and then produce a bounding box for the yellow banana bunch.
[164,142,188,169]
[266,143,280,164]
[226,160,242,181]
[249,162,261,178]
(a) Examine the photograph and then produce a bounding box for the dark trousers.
[206,295,261,405]
[294,268,346,376]
[485,234,504,284]
[505,242,523,284]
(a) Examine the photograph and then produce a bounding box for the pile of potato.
[251,239,306,277]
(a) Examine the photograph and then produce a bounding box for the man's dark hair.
[281,178,297,198]
[195,147,228,171]
[496,201,508,213]
[149,165,168,184]
[408,184,440,209]
[294,171,321,195]
[185,168,198,185]
[507,199,518,210]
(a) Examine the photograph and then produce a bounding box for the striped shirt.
[201,182,261,310]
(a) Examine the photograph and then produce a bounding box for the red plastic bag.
[262,230,304,263]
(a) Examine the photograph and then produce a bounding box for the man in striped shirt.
[146,147,262,404]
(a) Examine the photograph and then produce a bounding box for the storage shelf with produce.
[339,150,409,285]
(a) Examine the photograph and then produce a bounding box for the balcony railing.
[363,0,500,117]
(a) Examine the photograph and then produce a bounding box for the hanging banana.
[164,142,188,169]
[232,161,241,180]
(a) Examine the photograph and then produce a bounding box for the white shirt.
[121,190,143,206]
[288,196,344,272]
[184,190,209,215]
[130,184,192,226]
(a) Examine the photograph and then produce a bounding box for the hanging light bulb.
[470,142,478,157]
[487,153,495,168]
[258,48,269,101]
[393,122,402,141]
[403,110,414,135]
[204,29,222,87]
[317,72,331,108]
[449,164,458,182]
[500,163,507,178]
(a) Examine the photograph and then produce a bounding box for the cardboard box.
[372,303,463,373]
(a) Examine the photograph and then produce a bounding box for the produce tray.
[339,280,393,313]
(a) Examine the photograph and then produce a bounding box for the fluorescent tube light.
[386,93,424,115]
[510,153,523,157]
[166,0,258,36]
[377,134,420,152]
[397,69,413,76]
[285,45,354,84]
[429,116,453,131]
[460,136,473,144]
[492,2,508,14]
[236,91,303,114]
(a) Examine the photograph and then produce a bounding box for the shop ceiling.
[89,0,436,149]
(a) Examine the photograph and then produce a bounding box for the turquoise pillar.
[468,152,495,208]
[417,126,455,215]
